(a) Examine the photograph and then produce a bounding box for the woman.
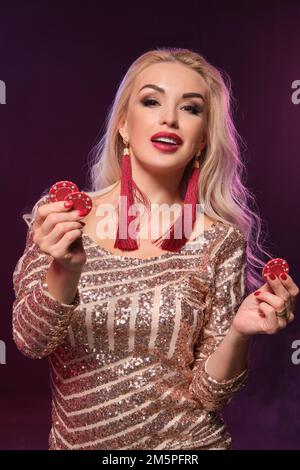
[12,48,298,450]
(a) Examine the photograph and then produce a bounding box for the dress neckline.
[81,220,223,262]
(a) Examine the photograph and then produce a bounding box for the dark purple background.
[0,0,299,450]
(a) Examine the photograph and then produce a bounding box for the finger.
[286,312,295,324]
[277,273,300,298]
[255,290,287,313]
[34,200,75,227]
[258,302,286,332]
[41,209,83,237]
[42,221,85,247]
[266,274,291,301]
[48,228,84,259]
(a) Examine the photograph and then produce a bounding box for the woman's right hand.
[32,200,87,272]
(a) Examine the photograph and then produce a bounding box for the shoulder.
[212,222,247,262]
[83,183,119,220]
[82,187,118,232]
[221,223,247,246]
[85,182,120,208]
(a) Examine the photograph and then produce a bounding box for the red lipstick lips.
[151,132,183,145]
[150,132,183,153]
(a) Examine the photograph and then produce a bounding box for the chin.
[141,157,181,172]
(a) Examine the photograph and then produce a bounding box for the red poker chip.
[64,191,93,216]
[262,258,289,280]
[49,180,79,202]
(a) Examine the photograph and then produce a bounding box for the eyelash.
[141,98,202,116]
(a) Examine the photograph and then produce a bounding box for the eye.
[142,98,158,107]
[141,98,202,116]
[182,104,202,115]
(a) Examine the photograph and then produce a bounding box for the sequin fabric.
[12,198,248,450]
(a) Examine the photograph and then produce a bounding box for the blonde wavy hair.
[24,47,273,293]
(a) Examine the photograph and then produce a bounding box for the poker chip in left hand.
[262,258,289,280]
[64,191,93,217]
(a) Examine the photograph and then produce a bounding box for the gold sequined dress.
[12,197,248,450]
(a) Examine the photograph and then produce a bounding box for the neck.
[127,153,185,208]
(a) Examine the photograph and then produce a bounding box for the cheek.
[128,107,145,129]
[194,122,206,144]
[184,125,205,147]
[128,109,155,139]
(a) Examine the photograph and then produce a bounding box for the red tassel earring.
[114,136,140,251]
[155,150,202,252]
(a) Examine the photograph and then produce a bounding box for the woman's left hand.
[232,273,299,338]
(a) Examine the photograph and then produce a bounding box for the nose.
[159,105,179,128]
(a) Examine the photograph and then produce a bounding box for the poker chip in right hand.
[262,258,289,280]
[49,180,79,202]
[64,191,93,217]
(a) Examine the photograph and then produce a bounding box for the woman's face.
[119,61,207,174]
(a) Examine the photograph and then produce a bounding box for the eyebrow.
[138,84,205,102]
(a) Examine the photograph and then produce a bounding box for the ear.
[196,140,207,156]
[119,116,128,141]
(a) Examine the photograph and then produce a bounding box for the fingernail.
[254,291,261,296]
[269,273,276,280]
[280,273,287,280]
[79,221,86,226]
[64,201,74,209]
